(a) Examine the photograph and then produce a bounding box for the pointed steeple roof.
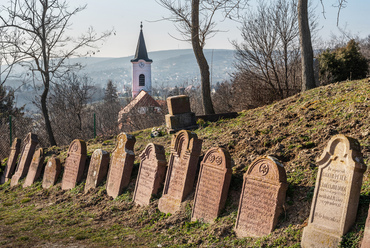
[131,22,152,63]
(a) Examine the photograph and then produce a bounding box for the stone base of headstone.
[301,225,342,248]
[165,113,197,134]
[10,174,21,187]
[158,195,182,214]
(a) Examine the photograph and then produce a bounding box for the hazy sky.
[69,0,370,58]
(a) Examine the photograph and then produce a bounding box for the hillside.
[0,79,369,247]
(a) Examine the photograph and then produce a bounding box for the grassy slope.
[0,79,369,247]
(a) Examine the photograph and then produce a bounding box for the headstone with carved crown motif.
[42,155,62,189]
[23,148,45,187]
[84,149,110,193]
[0,138,21,184]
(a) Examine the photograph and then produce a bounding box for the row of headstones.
[1,131,369,247]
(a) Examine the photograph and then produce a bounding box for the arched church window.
[139,74,145,86]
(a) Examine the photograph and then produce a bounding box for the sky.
[68,0,370,58]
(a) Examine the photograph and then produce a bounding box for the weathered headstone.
[10,133,39,187]
[133,143,167,206]
[165,95,197,134]
[0,138,21,184]
[23,148,45,187]
[84,149,110,193]
[42,155,62,189]
[61,139,87,190]
[106,133,136,198]
[191,147,232,223]
[362,206,370,248]
[301,134,366,248]
[235,156,288,238]
[158,130,202,214]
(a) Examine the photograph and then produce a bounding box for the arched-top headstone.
[158,130,202,214]
[106,133,136,198]
[191,147,232,223]
[42,155,62,189]
[1,138,21,184]
[85,149,110,193]
[133,143,167,206]
[61,139,87,190]
[235,156,288,238]
[23,148,45,187]
[10,133,39,187]
[302,134,366,248]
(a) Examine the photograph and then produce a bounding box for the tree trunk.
[191,0,215,115]
[41,78,57,146]
[298,0,316,91]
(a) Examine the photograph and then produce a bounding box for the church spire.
[131,22,152,62]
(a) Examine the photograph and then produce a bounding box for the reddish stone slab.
[23,148,45,188]
[302,134,366,248]
[84,149,110,193]
[10,133,39,187]
[191,147,232,223]
[42,155,62,189]
[61,139,87,190]
[0,138,21,184]
[133,143,167,206]
[158,130,202,214]
[106,133,136,198]
[362,207,370,248]
[167,95,191,115]
[235,156,288,238]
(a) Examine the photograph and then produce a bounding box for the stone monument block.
[61,139,87,190]
[84,149,110,193]
[167,95,191,115]
[10,133,39,187]
[106,133,136,198]
[235,156,288,238]
[191,147,232,223]
[362,206,370,248]
[158,130,202,214]
[133,143,167,206]
[23,148,45,187]
[42,155,62,189]
[301,134,366,248]
[0,138,21,184]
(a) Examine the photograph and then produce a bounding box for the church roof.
[131,23,153,63]
[119,90,160,115]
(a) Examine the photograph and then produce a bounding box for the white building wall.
[132,60,152,98]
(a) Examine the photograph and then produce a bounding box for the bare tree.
[156,0,246,115]
[0,0,112,146]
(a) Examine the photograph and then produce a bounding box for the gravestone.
[0,138,21,184]
[84,149,110,193]
[165,95,197,134]
[158,130,202,214]
[61,139,87,190]
[362,206,370,248]
[10,133,39,187]
[133,143,167,206]
[42,155,62,189]
[23,148,45,187]
[191,147,232,223]
[106,133,136,198]
[301,134,366,248]
[235,156,288,238]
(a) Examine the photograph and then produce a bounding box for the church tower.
[131,23,153,98]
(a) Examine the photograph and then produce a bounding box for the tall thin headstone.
[301,134,366,248]
[0,138,21,184]
[10,133,39,187]
[61,139,87,190]
[133,143,167,206]
[235,156,288,238]
[158,130,202,214]
[191,147,232,223]
[42,155,62,189]
[84,149,110,193]
[23,148,45,187]
[106,133,136,198]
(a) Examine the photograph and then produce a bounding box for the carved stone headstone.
[361,207,370,248]
[165,95,197,134]
[106,133,136,198]
[191,147,232,223]
[84,149,110,193]
[10,133,39,187]
[61,139,87,190]
[0,138,21,184]
[23,148,45,187]
[133,143,167,206]
[301,134,366,248]
[42,155,62,189]
[235,156,288,238]
[158,130,202,214]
